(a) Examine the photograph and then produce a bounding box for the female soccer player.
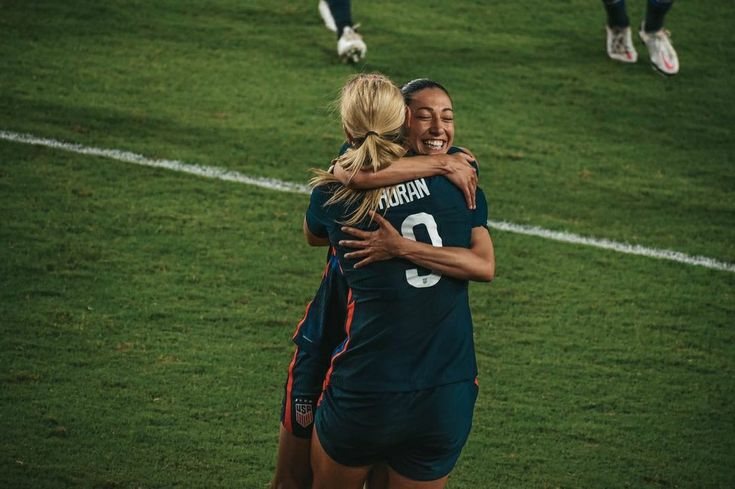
[304,73,492,489]
[272,76,493,489]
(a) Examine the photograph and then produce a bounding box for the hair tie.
[365,131,379,137]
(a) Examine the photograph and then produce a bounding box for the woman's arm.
[304,217,330,247]
[339,212,495,282]
[333,152,479,209]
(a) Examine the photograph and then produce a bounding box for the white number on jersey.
[401,212,442,288]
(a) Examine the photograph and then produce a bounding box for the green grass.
[1,0,734,487]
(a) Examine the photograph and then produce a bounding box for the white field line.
[0,130,311,194]
[488,220,735,272]
[2,129,733,273]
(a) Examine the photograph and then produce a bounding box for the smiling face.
[404,87,454,155]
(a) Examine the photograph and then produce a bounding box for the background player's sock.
[327,0,354,38]
[644,0,673,33]
[602,0,630,28]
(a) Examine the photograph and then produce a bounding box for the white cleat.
[318,0,337,33]
[338,26,366,63]
[606,25,638,63]
[638,23,679,76]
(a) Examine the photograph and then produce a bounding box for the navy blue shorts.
[315,380,479,481]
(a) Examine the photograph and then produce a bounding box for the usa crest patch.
[294,399,314,428]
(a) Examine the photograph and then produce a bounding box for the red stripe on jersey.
[321,288,355,392]
[282,347,299,433]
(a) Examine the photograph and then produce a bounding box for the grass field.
[1,0,734,488]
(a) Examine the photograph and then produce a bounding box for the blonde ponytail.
[311,73,406,225]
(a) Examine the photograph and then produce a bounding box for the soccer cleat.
[638,23,679,76]
[338,26,366,63]
[318,0,337,33]
[606,25,638,63]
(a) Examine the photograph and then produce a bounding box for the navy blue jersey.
[306,173,488,392]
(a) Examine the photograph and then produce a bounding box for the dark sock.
[327,0,353,38]
[644,0,673,32]
[602,0,629,28]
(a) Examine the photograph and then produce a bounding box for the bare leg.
[271,425,312,489]
[310,426,371,489]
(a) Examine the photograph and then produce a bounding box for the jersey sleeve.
[471,187,489,229]
[305,186,331,238]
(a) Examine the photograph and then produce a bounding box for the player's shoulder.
[449,145,480,174]
[309,181,342,210]
[423,174,466,207]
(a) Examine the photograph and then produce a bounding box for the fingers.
[332,163,349,184]
[339,239,368,250]
[344,249,369,260]
[455,167,477,209]
[458,154,477,171]
[353,257,373,269]
[371,211,400,236]
[344,248,374,269]
[463,184,477,210]
[457,146,477,161]
[341,226,370,239]
[370,211,388,226]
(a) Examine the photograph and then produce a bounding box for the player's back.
[307,174,478,392]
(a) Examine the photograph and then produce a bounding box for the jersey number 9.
[400,212,442,288]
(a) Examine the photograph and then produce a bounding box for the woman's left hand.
[340,212,404,268]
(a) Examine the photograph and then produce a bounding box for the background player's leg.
[326,0,354,38]
[644,0,673,33]
[271,425,312,489]
[311,428,371,489]
[318,0,337,32]
[638,0,679,75]
[324,0,366,63]
[601,0,637,63]
[602,0,630,28]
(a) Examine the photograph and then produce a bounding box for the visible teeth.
[424,140,444,149]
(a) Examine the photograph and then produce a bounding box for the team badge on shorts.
[294,399,314,428]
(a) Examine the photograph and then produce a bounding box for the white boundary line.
[488,220,735,272]
[0,130,311,194]
[2,129,733,273]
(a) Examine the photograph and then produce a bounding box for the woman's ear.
[404,106,412,129]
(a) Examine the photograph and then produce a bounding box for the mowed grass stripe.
[2,129,733,274]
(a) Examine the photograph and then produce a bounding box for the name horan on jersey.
[378,178,430,210]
